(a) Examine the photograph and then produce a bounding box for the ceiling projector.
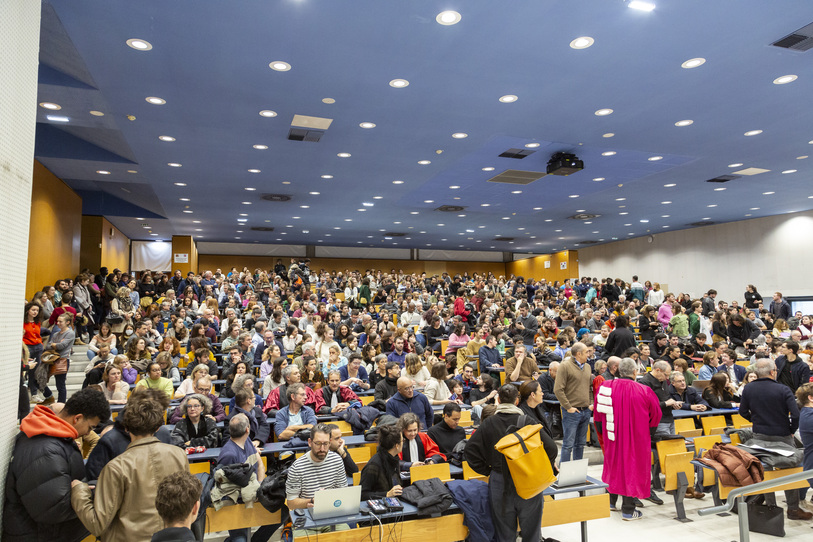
[546,152,584,176]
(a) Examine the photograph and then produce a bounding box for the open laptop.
[309,485,362,520]
[551,458,589,488]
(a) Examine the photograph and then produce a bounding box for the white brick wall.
[0,0,42,528]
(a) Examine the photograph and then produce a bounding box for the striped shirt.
[285,451,347,500]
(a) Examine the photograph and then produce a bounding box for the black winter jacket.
[171,417,221,448]
[2,432,87,542]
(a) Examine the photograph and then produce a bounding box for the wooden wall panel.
[26,161,82,298]
[101,217,130,272]
[506,250,580,284]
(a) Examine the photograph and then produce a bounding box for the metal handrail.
[698,468,813,542]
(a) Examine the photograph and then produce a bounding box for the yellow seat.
[693,434,723,485]
[663,452,695,492]
[674,418,702,438]
[462,461,487,482]
[189,461,210,475]
[410,462,452,483]
[729,432,741,445]
[206,504,280,533]
[656,438,687,470]
[458,409,473,427]
[718,467,809,500]
[731,414,752,429]
[360,395,374,405]
[333,420,353,436]
[701,415,726,436]
[347,445,371,468]
[352,471,362,485]
[735,360,750,368]
[499,371,506,386]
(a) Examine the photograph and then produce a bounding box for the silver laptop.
[309,485,362,520]
[553,458,589,488]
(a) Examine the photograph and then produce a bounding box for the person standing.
[594,358,662,520]
[769,292,792,321]
[795,383,813,513]
[466,385,557,542]
[740,359,811,520]
[553,343,593,462]
[151,471,202,542]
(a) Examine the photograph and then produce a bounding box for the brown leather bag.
[49,357,69,376]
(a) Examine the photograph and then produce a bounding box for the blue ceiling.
[35,1,813,253]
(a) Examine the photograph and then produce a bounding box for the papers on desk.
[739,444,795,457]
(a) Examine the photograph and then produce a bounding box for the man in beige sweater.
[554,342,593,462]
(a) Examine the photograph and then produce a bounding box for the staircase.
[66,343,90,397]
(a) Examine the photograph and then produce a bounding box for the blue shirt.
[217,438,258,475]
[274,405,318,437]
[698,364,715,381]
[338,364,369,382]
[387,350,407,368]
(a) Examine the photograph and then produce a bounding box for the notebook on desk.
[309,485,362,520]
[551,458,589,488]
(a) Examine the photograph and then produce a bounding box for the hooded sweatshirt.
[21,404,79,439]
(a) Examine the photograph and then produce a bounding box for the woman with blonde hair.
[404,353,430,387]
[101,364,130,405]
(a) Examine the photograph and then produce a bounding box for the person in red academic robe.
[397,413,446,471]
[593,358,662,520]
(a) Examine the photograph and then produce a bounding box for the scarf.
[494,403,524,416]
[118,293,133,312]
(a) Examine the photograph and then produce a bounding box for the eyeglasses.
[187,404,202,409]
[195,388,209,393]
[311,441,330,448]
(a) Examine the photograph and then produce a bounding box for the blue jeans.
[561,408,591,462]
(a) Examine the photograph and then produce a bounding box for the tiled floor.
[541,464,813,542]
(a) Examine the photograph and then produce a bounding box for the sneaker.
[609,503,619,512]
[74,338,86,345]
[800,500,813,514]
[633,498,644,508]
[30,393,45,404]
[42,396,56,406]
[622,510,644,521]
[787,508,813,520]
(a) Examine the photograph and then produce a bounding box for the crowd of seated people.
[13,264,813,539]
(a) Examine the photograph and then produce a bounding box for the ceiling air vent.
[706,174,740,183]
[689,221,716,227]
[250,226,275,232]
[260,193,292,202]
[577,240,599,245]
[498,148,536,159]
[771,22,813,51]
[382,232,406,237]
[568,213,600,220]
[288,128,324,142]
[486,169,546,185]
[435,205,466,212]
[492,237,515,242]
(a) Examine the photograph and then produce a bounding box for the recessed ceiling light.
[707,204,717,208]
[544,219,552,222]
[511,190,522,194]
[46,115,69,122]
[773,74,797,85]
[309,191,320,195]
[158,135,175,142]
[259,110,277,117]
[436,10,461,25]
[660,201,672,205]
[628,1,656,11]
[524,142,540,148]
[592,177,605,182]
[335,153,351,159]
[750,207,760,210]
[702,217,711,220]
[648,156,663,161]
[569,36,594,49]
[502,217,510,220]
[763,191,775,195]
[244,187,256,191]
[554,229,562,232]
[602,133,615,138]
[616,197,626,201]
[96,170,111,175]
[359,122,376,129]
[89,110,104,116]
[168,163,182,167]
[357,208,365,212]
[344,218,353,222]
[681,58,705,69]
[424,200,434,203]
[361,202,374,207]
[183,210,193,214]
[619,212,629,215]
[782,169,797,174]
[499,95,518,103]
[392,180,404,184]
[481,203,490,207]
[569,194,579,198]
[322,98,335,104]
[450,132,469,139]
[242,201,253,205]
[714,187,726,191]
[282,181,291,185]
[239,213,248,216]
[661,214,670,218]
[373,196,383,199]
[798,156,809,160]
[145,97,166,105]
[744,130,763,136]
[482,167,495,171]
[39,102,61,110]
[728,163,743,168]
[321,175,333,179]
[410,211,419,215]
[126,38,153,51]
[418,160,431,165]
[179,197,190,201]
[595,108,613,116]
[601,151,616,156]
[533,207,543,211]
[300,205,309,209]
[269,61,291,71]
[174,182,186,186]
[389,79,409,88]
[253,144,268,150]
[675,120,694,127]
[292,216,300,220]
[195,228,202,232]
[150,233,159,236]
[248,169,261,173]
[664,183,676,187]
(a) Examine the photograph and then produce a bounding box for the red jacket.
[399,432,446,466]
[263,384,326,413]
[453,297,470,317]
